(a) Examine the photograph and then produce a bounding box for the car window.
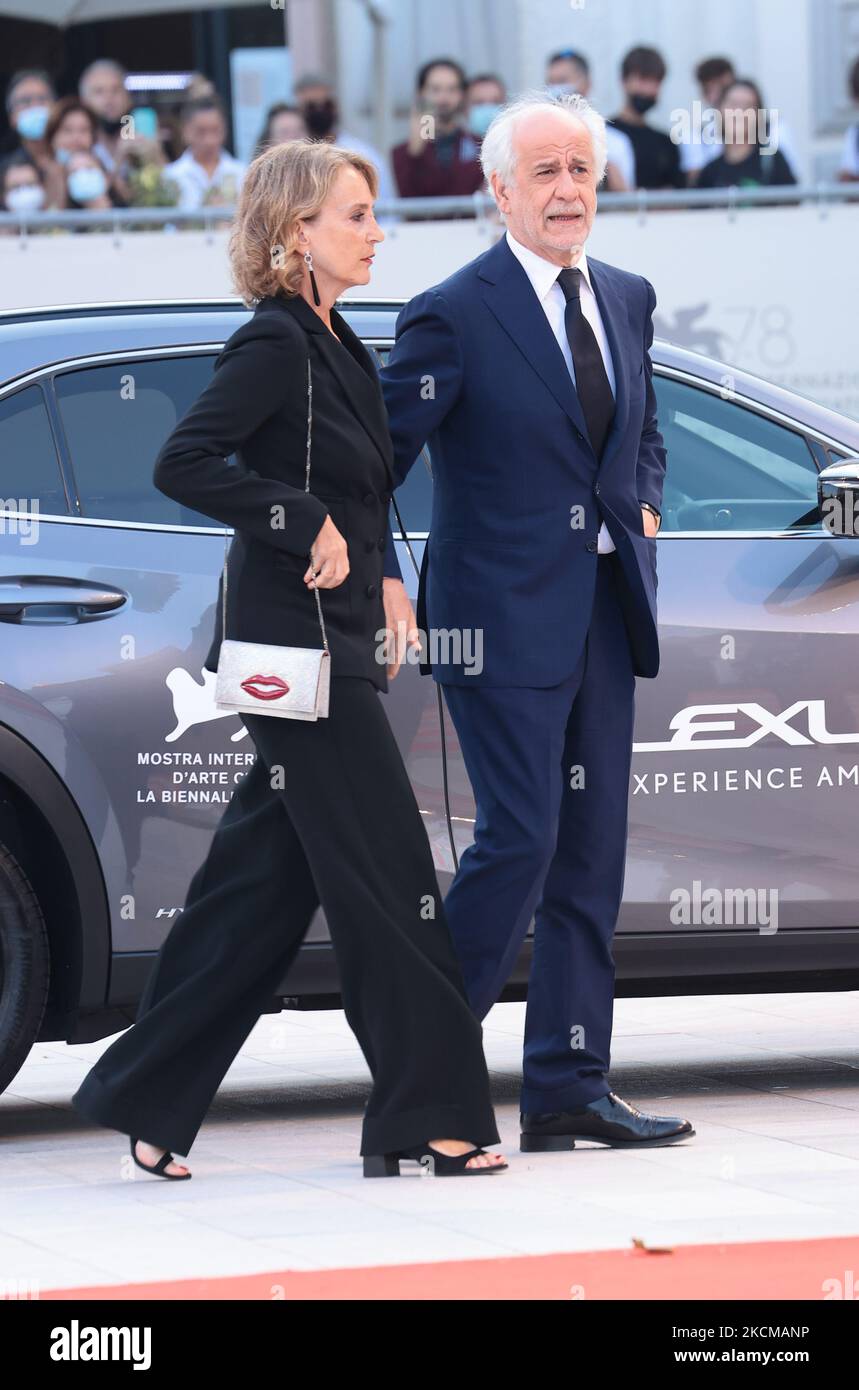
[54,355,222,527]
[0,383,67,516]
[654,376,819,532]
[371,346,432,532]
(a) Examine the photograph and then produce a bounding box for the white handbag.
[214,358,331,720]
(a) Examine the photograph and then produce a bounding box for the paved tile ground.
[2,993,859,1293]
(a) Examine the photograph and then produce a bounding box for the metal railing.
[0,182,857,235]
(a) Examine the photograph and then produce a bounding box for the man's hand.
[641,505,660,538]
[382,577,421,680]
[304,515,349,588]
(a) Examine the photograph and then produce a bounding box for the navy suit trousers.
[441,552,636,1112]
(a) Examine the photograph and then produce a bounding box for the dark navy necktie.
[556,266,615,461]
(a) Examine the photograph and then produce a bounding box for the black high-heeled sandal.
[364,1142,508,1177]
[130,1136,192,1180]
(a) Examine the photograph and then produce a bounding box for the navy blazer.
[379,234,667,685]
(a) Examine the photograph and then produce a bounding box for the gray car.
[2,297,859,1095]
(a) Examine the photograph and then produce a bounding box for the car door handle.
[0,576,128,624]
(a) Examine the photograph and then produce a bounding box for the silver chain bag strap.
[214,357,331,720]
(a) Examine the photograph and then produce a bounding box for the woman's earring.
[303,250,321,307]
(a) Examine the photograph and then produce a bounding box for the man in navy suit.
[379,92,694,1152]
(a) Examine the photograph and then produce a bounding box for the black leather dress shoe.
[520,1091,694,1151]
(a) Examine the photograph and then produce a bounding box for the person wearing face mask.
[79,58,164,205]
[0,152,48,227]
[293,74,395,203]
[46,96,99,170]
[64,151,114,215]
[3,70,60,189]
[45,96,126,210]
[4,70,55,151]
[466,73,507,142]
[608,46,684,191]
[392,58,486,199]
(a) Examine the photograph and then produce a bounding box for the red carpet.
[44,1234,859,1300]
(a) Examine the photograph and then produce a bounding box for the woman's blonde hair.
[229,139,379,305]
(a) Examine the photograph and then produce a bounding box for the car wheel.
[0,841,50,1094]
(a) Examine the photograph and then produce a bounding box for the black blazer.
[153,292,396,692]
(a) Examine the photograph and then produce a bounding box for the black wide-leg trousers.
[71,676,500,1158]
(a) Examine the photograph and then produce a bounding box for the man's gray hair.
[480,90,608,188]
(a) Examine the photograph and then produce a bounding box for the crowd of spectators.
[2,45,858,222]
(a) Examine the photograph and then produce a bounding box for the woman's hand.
[304,515,350,589]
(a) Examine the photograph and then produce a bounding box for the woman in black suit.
[71,140,506,1179]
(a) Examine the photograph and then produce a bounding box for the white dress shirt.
[163,148,246,210]
[505,228,616,553]
[605,124,636,188]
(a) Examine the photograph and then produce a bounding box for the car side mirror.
[818,458,859,536]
